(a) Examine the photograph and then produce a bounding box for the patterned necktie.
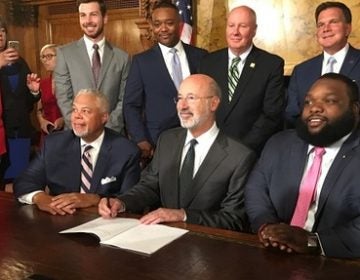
[228,57,241,101]
[81,145,93,193]
[170,48,183,90]
[92,44,101,86]
[179,139,197,205]
[326,56,336,73]
[290,147,326,228]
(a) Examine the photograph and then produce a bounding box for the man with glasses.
[99,74,255,231]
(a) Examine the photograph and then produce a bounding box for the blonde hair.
[40,44,57,56]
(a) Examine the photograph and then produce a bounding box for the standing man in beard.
[245,73,360,259]
[55,0,130,134]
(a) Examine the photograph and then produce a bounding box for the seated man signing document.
[99,74,256,231]
[14,89,141,215]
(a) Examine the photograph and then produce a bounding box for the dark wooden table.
[1,191,360,280]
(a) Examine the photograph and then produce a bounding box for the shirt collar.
[307,132,351,155]
[323,43,349,63]
[83,35,105,53]
[184,122,219,146]
[228,45,253,63]
[158,41,184,55]
[80,130,105,151]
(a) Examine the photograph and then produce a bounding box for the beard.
[296,109,356,147]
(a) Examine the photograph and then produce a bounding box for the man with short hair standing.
[55,0,130,134]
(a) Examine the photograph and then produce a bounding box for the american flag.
[175,0,193,44]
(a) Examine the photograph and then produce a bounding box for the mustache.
[83,23,97,28]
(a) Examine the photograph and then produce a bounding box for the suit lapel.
[161,130,186,208]
[90,130,111,193]
[183,43,196,73]
[97,41,114,89]
[76,39,94,86]
[182,132,228,207]
[314,130,360,227]
[340,45,360,76]
[68,134,82,192]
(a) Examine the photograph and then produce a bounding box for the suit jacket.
[13,128,141,198]
[245,129,360,258]
[55,38,130,134]
[123,43,208,145]
[0,57,40,138]
[118,127,256,231]
[199,46,285,153]
[285,45,360,125]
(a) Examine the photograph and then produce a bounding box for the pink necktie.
[290,147,325,228]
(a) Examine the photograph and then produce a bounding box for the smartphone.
[7,40,20,51]
[47,124,55,134]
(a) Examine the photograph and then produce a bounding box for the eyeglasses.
[174,95,214,104]
[40,54,56,61]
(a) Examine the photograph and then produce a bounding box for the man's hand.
[50,193,100,214]
[0,48,19,67]
[140,208,185,224]
[26,73,41,92]
[259,223,315,254]
[33,192,69,215]
[137,141,154,167]
[98,197,124,218]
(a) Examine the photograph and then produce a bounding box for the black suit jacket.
[118,127,256,231]
[124,43,208,145]
[199,46,285,153]
[0,57,40,138]
[245,129,360,258]
[14,128,141,198]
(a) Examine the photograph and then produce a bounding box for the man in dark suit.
[123,2,208,164]
[245,73,360,258]
[14,89,141,216]
[199,6,285,154]
[55,0,130,134]
[285,1,360,126]
[99,74,255,231]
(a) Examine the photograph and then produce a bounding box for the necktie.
[179,139,197,205]
[81,145,93,193]
[228,57,241,101]
[326,56,336,73]
[92,44,101,86]
[290,147,326,228]
[170,48,183,90]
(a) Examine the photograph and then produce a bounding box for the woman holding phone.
[36,44,64,142]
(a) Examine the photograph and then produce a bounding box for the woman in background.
[36,44,63,139]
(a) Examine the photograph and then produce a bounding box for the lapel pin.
[250,63,256,68]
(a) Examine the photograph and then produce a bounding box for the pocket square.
[101,176,117,185]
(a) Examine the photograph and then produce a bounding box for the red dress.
[40,76,62,124]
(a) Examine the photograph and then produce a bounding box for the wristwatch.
[307,233,320,254]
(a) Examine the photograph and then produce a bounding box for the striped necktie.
[81,145,93,193]
[228,57,241,101]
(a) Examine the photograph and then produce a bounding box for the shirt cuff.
[182,209,187,222]
[18,190,44,204]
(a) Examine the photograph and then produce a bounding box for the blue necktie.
[170,48,183,90]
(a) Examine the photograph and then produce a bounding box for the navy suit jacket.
[199,46,285,153]
[14,128,141,198]
[245,129,360,258]
[118,127,256,231]
[123,43,208,145]
[285,45,360,125]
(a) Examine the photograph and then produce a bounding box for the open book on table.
[60,217,188,255]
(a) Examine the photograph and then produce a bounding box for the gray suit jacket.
[118,127,256,231]
[55,37,130,133]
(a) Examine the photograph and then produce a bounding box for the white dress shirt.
[180,123,219,176]
[228,45,253,78]
[83,35,105,65]
[321,43,349,75]
[158,41,191,83]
